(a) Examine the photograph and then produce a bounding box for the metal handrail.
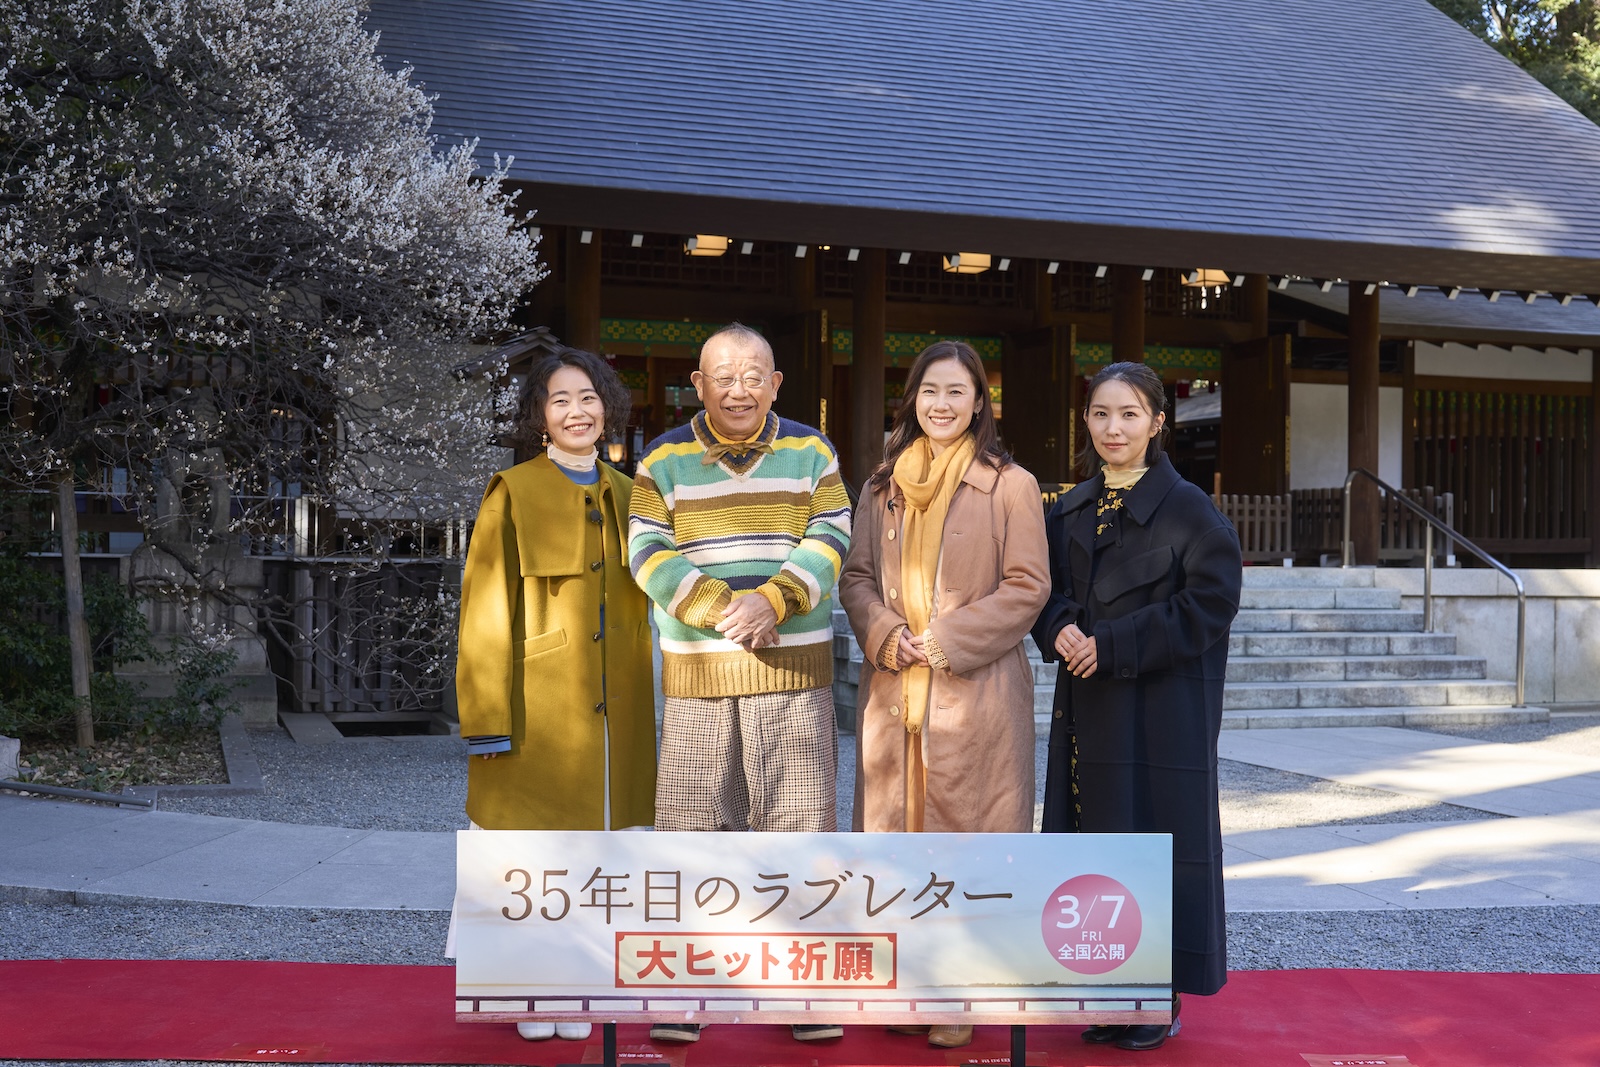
[1341,468,1524,706]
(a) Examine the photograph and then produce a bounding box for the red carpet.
[1,960,1596,1067]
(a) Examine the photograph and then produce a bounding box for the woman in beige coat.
[838,340,1050,1046]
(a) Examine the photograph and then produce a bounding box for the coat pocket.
[1093,546,1176,605]
[519,628,567,659]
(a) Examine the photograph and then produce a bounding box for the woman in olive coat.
[1031,362,1241,1053]
[454,348,656,1041]
[456,348,656,832]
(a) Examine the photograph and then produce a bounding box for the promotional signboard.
[455,831,1172,1027]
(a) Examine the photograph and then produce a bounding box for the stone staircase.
[829,566,1544,733]
[1223,567,1540,728]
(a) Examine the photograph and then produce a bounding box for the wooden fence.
[237,495,468,560]
[1213,487,1455,564]
[1216,494,1294,563]
[1289,487,1455,563]
[260,559,460,716]
[1412,387,1589,555]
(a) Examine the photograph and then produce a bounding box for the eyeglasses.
[700,373,772,391]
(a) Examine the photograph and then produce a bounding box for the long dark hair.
[1074,361,1169,479]
[515,347,631,447]
[867,341,1010,493]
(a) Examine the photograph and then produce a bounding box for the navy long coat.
[1031,452,1242,996]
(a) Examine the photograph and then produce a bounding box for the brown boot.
[928,1025,973,1048]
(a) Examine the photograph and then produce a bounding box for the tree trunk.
[57,476,95,748]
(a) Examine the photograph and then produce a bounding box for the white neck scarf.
[546,443,598,472]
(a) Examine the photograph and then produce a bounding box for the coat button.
[592,632,602,642]
[889,705,901,717]
[594,701,606,713]
[1053,709,1063,718]
[1120,668,1133,678]
[590,561,604,571]
[888,588,898,600]
[887,529,896,540]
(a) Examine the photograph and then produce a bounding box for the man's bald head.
[699,322,774,374]
[693,322,782,440]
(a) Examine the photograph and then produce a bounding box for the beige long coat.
[839,460,1050,833]
[455,455,656,830]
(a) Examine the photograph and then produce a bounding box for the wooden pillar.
[1032,259,1056,328]
[851,249,887,490]
[1112,265,1145,364]
[1348,282,1381,564]
[646,356,663,442]
[1244,273,1270,338]
[1590,350,1600,565]
[786,244,816,304]
[1401,341,1416,492]
[565,228,602,353]
[770,248,828,431]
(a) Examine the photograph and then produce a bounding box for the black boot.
[1080,1025,1129,1044]
[1115,993,1181,1051]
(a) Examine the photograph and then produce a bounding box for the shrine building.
[365,0,1600,566]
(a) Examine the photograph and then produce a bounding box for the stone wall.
[1372,568,1600,706]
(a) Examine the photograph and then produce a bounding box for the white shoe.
[556,1022,593,1040]
[517,1022,556,1041]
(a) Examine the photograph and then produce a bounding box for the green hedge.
[0,541,239,743]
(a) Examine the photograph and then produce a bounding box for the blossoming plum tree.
[1,0,544,744]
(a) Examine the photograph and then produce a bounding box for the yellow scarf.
[891,434,975,830]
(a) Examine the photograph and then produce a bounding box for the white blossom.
[2,0,546,709]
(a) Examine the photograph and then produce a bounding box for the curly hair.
[515,347,632,448]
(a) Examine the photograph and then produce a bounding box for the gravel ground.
[1417,711,1600,753]
[1217,759,1500,830]
[0,900,448,965]
[154,723,1512,834]
[157,731,471,832]
[7,893,1597,974]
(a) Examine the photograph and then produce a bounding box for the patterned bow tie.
[702,440,776,465]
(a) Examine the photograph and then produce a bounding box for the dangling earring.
[541,430,549,448]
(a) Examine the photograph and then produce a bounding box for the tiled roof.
[364,0,1600,291]
[1275,282,1600,347]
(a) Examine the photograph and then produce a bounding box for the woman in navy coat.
[1032,361,1242,1052]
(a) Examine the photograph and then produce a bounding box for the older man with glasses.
[629,321,852,1045]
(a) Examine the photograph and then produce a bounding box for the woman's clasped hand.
[1052,621,1098,677]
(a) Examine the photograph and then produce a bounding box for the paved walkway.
[0,794,454,909]
[4,724,1599,914]
[1220,726,1600,911]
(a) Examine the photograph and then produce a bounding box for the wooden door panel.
[1220,335,1291,495]
[1001,325,1076,485]
[770,309,831,435]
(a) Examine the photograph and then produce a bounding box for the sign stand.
[559,1021,1023,1067]
[561,1022,666,1067]
[961,1023,1026,1067]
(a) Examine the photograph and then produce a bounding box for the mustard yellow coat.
[455,455,657,830]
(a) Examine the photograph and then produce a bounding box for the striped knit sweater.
[629,411,852,698]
